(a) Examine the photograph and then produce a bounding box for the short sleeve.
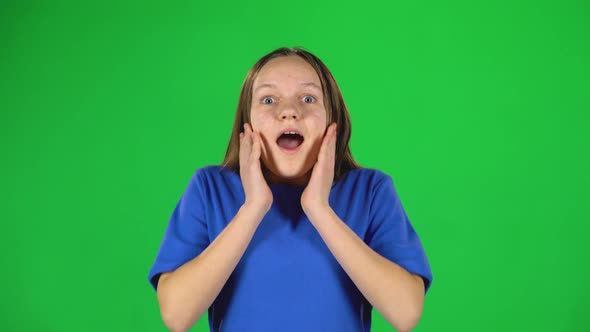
[147,169,210,290]
[366,175,433,293]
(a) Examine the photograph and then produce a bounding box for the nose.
[277,100,300,120]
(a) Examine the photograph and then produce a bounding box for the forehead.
[253,56,321,89]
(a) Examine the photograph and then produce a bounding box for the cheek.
[308,110,327,130]
[249,113,273,155]
[311,104,327,120]
[250,108,272,127]
[249,110,261,128]
[259,133,273,156]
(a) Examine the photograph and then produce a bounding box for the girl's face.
[250,56,328,186]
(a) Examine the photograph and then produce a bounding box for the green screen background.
[1,0,588,331]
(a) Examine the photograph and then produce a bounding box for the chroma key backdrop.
[1,0,588,331]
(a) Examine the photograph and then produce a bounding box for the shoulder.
[188,165,241,191]
[189,165,238,180]
[191,165,236,177]
[333,168,398,204]
[338,167,394,189]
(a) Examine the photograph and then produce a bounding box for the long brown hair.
[221,46,361,182]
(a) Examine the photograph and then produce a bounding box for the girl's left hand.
[301,122,337,216]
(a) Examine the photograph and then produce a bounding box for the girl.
[148,47,433,332]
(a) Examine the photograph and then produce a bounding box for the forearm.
[157,204,266,332]
[306,207,425,332]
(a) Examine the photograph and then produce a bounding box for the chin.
[261,145,317,185]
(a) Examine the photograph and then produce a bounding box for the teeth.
[284,131,298,135]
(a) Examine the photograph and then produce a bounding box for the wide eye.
[303,95,315,103]
[262,97,275,104]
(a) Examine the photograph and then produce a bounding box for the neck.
[262,164,311,187]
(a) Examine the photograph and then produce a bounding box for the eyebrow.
[253,82,322,94]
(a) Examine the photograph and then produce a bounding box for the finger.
[330,123,338,145]
[251,131,262,161]
[319,123,338,162]
[245,124,255,146]
[244,123,253,146]
[319,123,336,154]
[240,125,252,163]
[329,124,337,161]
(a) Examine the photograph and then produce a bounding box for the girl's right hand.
[239,123,273,215]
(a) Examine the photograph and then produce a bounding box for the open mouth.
[276,131,304,151]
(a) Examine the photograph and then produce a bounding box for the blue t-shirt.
[148,165,432,332]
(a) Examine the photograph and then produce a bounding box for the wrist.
[302,202,332,220]
[242,201,271,220]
